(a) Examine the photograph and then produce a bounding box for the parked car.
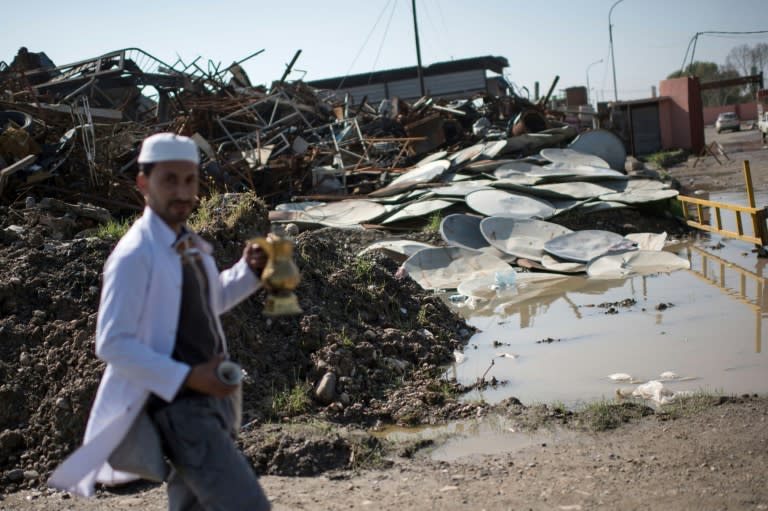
[715,112,740,133]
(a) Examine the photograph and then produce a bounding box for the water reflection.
[453,274,629,327]
[444,237,768,406]
[684,244,766,352]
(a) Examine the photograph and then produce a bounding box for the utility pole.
[411,0,426,97]
[586,59,603,108]
[608,0,626,102]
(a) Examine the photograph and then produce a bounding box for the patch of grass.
[271,382,313,418]
[423,211,442,233]
[95,215,136,239]
[572,400,653,431]
[348,432,392,470]
[416,306,429,325]
[659,391,727,420]
[550,400,568,414]
[354,256,376,283]
[513,403,558,430]
[339,326,355,348]
[426,378,460,400]
[224,194,253,229]
[188,190,221,232]
[642,149,689,170]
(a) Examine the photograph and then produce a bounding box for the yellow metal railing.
[677,160,768,255]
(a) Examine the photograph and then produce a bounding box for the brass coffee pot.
[249,233,302,316]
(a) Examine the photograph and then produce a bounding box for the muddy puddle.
[392,191,767,461]
[445,190,767,408]
[379,416,579,462]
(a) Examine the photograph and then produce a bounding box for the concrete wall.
[659,99,673,150]
[658,76,705,153]
[703,102,758,125]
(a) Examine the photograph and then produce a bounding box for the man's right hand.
[184,354,239,398]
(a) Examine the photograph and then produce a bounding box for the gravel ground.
[2,396,766,510]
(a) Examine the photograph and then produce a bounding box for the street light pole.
[586,59,603,108]
[609,0,627,102]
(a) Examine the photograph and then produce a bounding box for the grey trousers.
[151,394,270,511]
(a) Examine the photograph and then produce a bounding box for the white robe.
[48,207,260,496]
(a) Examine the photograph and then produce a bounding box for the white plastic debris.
[608,373,632,382]
[491,270,517,290]
[453,351,467,364]
[631,380,676,405]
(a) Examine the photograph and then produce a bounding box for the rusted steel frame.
[357,136,427,171]
[0,155,37,195]
[175,55,202,76]
[29,184,144,211]
[219,93,292,133]
[262,131,291,160]
[216,118,245,151]
[272,90,313,129]
[219,119,265,130]
[224,94,270,128]
[226,128,292,164]
[59,78,97,104]
[278,50,302,84]
[233,49,266,68]
[218,91,314,135]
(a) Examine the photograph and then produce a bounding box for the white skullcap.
[137,133,200,165]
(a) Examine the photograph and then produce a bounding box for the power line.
[338,0,393,90]
[369,0,398,83]
[419,0,449,60]
[680,30,768,74]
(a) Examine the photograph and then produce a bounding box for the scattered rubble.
[1,46,582,219]
[0,45,696,496]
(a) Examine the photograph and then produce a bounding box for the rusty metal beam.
[700,72,763,90]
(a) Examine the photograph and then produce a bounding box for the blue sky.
[2,0,767,101]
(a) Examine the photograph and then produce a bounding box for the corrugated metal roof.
[307,55,508,90]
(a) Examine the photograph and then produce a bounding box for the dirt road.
[666,125,768,193]
[2,396,766,510]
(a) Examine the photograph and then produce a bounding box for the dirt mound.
[0,190,696,493]
[0,194,476,493]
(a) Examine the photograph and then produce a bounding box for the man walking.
[49,133,271,510]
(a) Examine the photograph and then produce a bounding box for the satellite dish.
[540,148,610,168]
[587,250,690,278]
[568,129,627,171]
[300,200,387,228]
[480,217,572,262]
[440,213,490,251]
[544,229,636,263]
[465,189,556,219]
[402,246,511,290]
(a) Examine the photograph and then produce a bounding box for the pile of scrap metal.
[0,46,576,224]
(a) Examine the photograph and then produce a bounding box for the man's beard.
[164,199,195,223]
